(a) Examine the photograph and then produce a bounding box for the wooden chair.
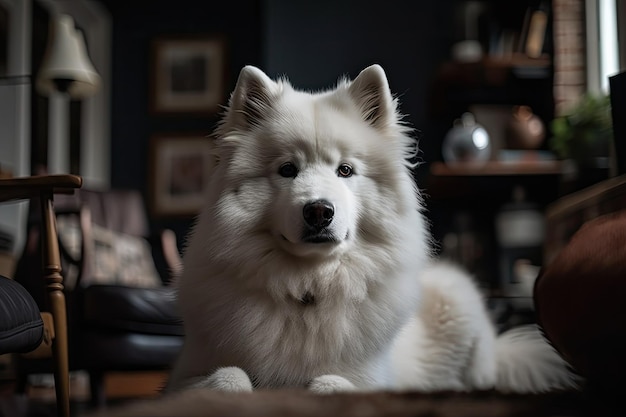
[0,174,82,417]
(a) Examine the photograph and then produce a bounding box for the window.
[586,0,621,93]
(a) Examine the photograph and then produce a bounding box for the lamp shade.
[36,14,101,99]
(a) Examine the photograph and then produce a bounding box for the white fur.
[166,65,578,394]
[188,367,253,392]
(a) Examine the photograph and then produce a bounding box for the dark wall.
[105,0,263,188]
[102,0,455,241]
[262,0,455,176]
[102,0,263,239]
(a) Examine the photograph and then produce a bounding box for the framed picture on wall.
[150,36,225,114]
[149,133,213,217]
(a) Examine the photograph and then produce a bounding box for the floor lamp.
[36,14,101,175]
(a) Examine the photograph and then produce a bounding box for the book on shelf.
[525,6,548,58]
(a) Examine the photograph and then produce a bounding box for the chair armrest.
[145,229,183,285]
[0,175,82,203]
[161,229,183,281]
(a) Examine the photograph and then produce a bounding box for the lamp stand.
[47,79,74,174]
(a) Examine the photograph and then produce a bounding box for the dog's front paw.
[309,375,356,394]
[191,366,253,392]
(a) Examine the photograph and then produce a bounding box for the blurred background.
[1,0,625,295]
[1,0,626,411]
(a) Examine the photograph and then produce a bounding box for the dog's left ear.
[348,65,396,130]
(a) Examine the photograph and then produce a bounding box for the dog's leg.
[393,262,497,391]
[188,366,253,392]
[464,332,497,390]
[308,375,357,394]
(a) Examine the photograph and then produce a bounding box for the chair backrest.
[55,189,149,237]
[17,188,155,297]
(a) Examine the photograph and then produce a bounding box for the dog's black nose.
[303,200,334,229]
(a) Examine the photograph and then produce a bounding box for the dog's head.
[207,65,419,259]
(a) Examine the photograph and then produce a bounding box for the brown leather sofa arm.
[0,174,82,202]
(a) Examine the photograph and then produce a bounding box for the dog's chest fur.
[180,257,420,389]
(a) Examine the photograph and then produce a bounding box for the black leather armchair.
[0,275,43,355]
[13,187,184,406]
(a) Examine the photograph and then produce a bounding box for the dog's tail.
[494,324,581,393]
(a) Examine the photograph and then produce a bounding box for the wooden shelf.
[481,53,551,69]
[437,53,552,86]
[430,160,563,177]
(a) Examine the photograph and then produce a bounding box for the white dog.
[166,64,577,394]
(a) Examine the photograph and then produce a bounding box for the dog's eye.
[337,163,353,178]
[278,162,298,178]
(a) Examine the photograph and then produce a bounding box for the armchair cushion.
[57,215,162,288]
[86,222,162,288]
[82,284,183,336]
[0,275,44,354]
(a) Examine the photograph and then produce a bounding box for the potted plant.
[549,94,613,168]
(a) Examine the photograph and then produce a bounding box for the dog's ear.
[347,65,396,130]
[228,65,276,129]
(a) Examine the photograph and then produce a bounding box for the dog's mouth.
[301,230,338,244]
[280,230,346,245]
[277,230,348,256]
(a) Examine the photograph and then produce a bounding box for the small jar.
[442,112,491,165]
[505,105,545,150]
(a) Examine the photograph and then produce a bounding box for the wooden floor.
[0,369,167,417]
[2,372,625,417]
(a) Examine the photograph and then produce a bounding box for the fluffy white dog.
[166,64,577,394]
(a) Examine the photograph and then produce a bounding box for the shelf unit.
[421,0,561,297]
[425,162,564,294]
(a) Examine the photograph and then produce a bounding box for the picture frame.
[149,133,213,217]
[150,36,225,114]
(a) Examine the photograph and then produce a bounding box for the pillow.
[57,215,162,288]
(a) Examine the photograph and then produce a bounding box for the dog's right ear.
[227,65,276,129]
